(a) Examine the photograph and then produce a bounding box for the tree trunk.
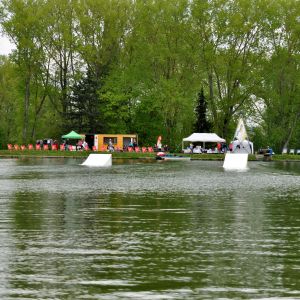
[208,71,217,123]
[222,115,230,140]
[282,112,300,151]
[221,107,234,140]
[23,75,31,143]
[31,60,51,139]
[31,94,47,140]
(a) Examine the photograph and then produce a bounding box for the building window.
[123,137,132,147]
[103,137,117,144]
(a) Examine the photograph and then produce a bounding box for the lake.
[0,157,300,299]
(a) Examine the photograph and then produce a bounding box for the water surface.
[0,158,300,299]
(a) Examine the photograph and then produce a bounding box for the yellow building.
[94,134,138,150]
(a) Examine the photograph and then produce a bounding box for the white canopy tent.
[182,133,226,150]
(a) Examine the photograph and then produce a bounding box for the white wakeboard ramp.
[223,118,250,170]
[223,153,248,170]
[81,154,112,167]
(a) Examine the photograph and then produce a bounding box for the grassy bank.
[0,150,227,160]
[0,150,299,161]
[270,154,300,161]
[191,153,255,161]
[0,149,156,159]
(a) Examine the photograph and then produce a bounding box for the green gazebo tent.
[62,131,83,139]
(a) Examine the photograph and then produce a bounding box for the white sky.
[0,35,15,55]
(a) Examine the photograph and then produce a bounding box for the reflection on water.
[0,158,300,299]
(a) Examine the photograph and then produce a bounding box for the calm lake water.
[0,157,300,299]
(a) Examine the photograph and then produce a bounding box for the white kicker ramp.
[81,154,112,167]
[223,153,248,170]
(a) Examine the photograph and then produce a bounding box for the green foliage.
[67,69,104,133]
[0,56,22,146]
[194,88,211,133]
[253,0,300,153]
[0,0,300,151]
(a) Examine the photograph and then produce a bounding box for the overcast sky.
[0,35,15,55]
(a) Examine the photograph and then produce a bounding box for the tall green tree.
[194,88,211,133]
[0,56,21,146]
[114,0,196,148]
[67,69,103,133]
[44,0,79,120]
[190,0,265,139]
[1,0,300,151]
[1,0,46,142]
[1,0,61,143]
[72,0,132,133]
[257,0,300,152]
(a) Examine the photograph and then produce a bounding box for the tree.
[1,0,300,151]
[0,56,21,146]
[0,0,62,143]
[67,69,103,133]
[190,0,266,139]
[73,0,132,134]
[44,0,79,121]
[1,0,47,143]
[194,88,211,133]
[113,0,196,148]
[257,0,300,152]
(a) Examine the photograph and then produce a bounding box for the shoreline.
[0,150,300,162]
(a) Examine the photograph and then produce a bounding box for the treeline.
[0,0,300,152]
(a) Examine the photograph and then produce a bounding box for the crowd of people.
[184,142,228,154]
[33,138,230,153]
[9,137,275,156]
[33,138,155,152]
[35,138,88,151]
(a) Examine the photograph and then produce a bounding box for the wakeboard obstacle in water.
[81,154,112,167]
[223,118,250,170]
[223,153,248,170]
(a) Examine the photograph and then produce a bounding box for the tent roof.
[62,131,83,139]
[183,133,225,143]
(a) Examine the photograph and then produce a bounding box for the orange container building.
[85,134,138,151]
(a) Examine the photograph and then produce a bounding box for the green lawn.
[0,149,156,159]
